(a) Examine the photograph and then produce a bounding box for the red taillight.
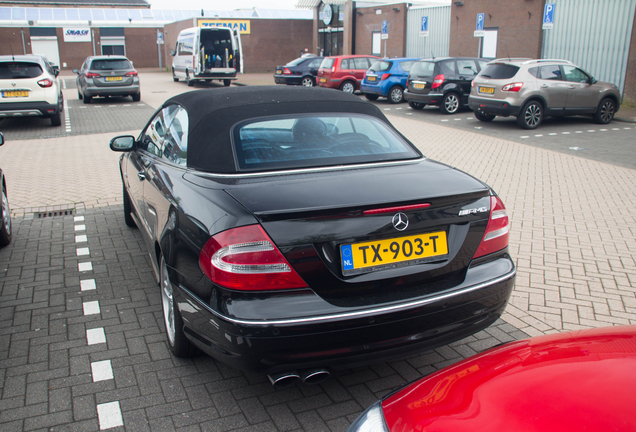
[125,70,138,77]
[85,72,100,78]
[502,82,523,92]
[381,73,391,80]
[199,225,307,291]
[431,74,445,89]
[37,78,53,88]
[471,80,475,87]
[283,68,292,75]
[473,196,510,259]
[406,78,410,87]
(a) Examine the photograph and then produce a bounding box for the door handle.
[138,172,146,181]
[568,85,576,89]
[541,84,549,88]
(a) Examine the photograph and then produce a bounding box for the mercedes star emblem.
[392,213,409,231]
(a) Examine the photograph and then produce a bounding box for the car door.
[562,65,598,114]
[353,57,371,86]
[537,64,568,114]
[307,58,322,78]
[456,59,479,103]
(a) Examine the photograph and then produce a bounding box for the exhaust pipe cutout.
[268,371,300,388]
[300,368,330,385]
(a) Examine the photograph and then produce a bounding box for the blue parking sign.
[382,20,388,34]
[476,13,485,31]
[543,3,555,29]
[421,16,428,32]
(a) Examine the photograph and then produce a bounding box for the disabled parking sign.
[420,16,429,37]
[474,13,485,37]
[543,3,555,29]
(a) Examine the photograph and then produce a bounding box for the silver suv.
[469,59,621,129]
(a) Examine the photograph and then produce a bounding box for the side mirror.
[53,69,59,77]
[0,132,4,146]
[110,135,136,152]
[170,49,175,56]
[590,77,597,84]
[72,69,79,74]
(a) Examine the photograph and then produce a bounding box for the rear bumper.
[469,96,520,117]
[317,78,340,89]
[274,75,302,85]
[84,83,140,97]
[0,100,60,118]
[360,83,386,97]
[404,89,443,106]
[177,255,516,375]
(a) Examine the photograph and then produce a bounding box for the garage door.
[30,37,61,67]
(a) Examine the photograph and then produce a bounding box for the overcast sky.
[146,0,302,10]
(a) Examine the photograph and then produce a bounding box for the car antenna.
[506,44,511,61]
[10,45,15,61]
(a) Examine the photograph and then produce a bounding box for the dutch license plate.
[341,231,448,272]
[319,77,327,83]
[413,83,426,89]
[105,76,123,82]
[479,86,494,94]
[276,69,282,74]
[2,90,28,98]
[367,76,376,82]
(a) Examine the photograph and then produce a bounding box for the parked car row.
[275,54,621,129]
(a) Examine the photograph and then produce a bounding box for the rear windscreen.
[0,62,43,79]
[90,59,132,70]
[319,58,335,69]
[410,61,436,77]
[233,114,421,172]
[369,61,392,72]
[286,57,306,67]
[478,64,520,79]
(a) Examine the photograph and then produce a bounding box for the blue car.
[361,57,419,104]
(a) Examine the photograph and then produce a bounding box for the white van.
[171,26,243,87]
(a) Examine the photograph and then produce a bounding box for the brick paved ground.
[0,73,634,430]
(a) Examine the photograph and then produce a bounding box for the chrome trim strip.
[178,268,516,327]
[186,159,423,179]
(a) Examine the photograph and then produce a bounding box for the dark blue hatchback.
[360,58,418,104]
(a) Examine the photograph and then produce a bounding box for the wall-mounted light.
[356,10,363,15]
[528,11,532,18]
[488,14,492,19]
[453,1,464,6]
[393,7,400,12]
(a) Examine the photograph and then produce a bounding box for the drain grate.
[35,208,75,218]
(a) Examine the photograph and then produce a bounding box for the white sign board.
[63,28,91,43]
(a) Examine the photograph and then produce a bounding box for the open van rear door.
[233,29,243,74]
[193,29,202,75]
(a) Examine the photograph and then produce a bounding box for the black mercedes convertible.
[110,86,515,387]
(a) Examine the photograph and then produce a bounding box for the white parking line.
[521,136,529,139]
[74,216,84,222]
[599,129,608,131]
[91,360,114,382]
[74,224,86,231]
[624,127,632,130]
[548,133,557,136]
[97,402,124,430]
[535,134,543,137]
[75,235,87,243]
[87,328,106,345]
[76,247,90,256]
[80,279,96,291]
[395,107,403,110]
[575,131,583,133]
[78,262,93,272]
[454,118,461,121]
[441,119,449,122]
[83,301,100,315]
[587,130,596,132]
[562,132,570,134]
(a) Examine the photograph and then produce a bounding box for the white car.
[0,54,64,126]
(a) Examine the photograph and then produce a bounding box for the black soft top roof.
[162,86,392,173]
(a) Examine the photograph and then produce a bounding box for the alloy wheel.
[301,77,313,87]
[600,100,614,123]
[160,257,176,345]
[524,103,541,127]
[444,94,459,113]
[341,82,355,93]
[390,87,403,103]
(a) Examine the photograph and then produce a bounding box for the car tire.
[83,95,92,104]
[388,86,404,104]
[172,68,178,82]
[340,81,356,94]
[132,92,141,102]
[0,183,11,247]
[441,92,460,114]
[301,76,314,87]
[50,111,62,127]
[186,71,194,87]
[364,94,379,101]
[77,89,83,100]
[517,100,543,129]
[160,255,197,358]
[123,187,136,228]
[594,98,616,124]
[474,111,496,122]
[223,79,231,87]
[408,101,425,110]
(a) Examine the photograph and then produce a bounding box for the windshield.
[0,62,43,79]
[233,114,421,172]
[90,59,132,70]
[369,61,392,72]
[410,61,436,77]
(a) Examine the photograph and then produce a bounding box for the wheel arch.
[595,94,620,113]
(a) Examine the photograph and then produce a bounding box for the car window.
[178,38,194,55]
[308,58,322,68]
[562,65,590,83]
[341,58,351,69]
[0,62,43,79]
[353,58,369,69]
[286,57,306,67]
[479,64,519,79]
[411,61,436,78]
[539,65,562,80]
[400,61,415,72]
[320,58,335,69]
[457,60,478,76]
[139,105,178,157]
[161,106,189,166]
[528,66,539,78]
[233,114,420,172]
[477,60,489,70]
[369,61,392,72]
[439,60,456,76]
[90,59,132,70]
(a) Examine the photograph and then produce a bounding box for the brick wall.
[123,28,162,68]
[55,28,94,71]
[623,12,636,104]
[449,0,544,59]
[354,3,408,57]
[0,28,29,56]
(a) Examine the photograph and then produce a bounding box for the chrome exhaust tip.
[300,368,330,385]
[268,371,300,388]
